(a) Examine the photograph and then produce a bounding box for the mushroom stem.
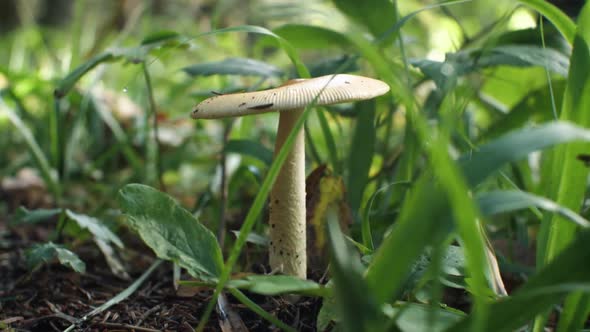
[269,109,306,278]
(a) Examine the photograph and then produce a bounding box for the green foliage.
[332,0,397,42]
[118,184,223,281]
[225,139,273,165]
[537,3,590,330]
[11,207,61,225]
[183,57,284,78]
[26,242,86,273]
[347,100,376,215]
[4,1,590,331]
[65,209,123,248]
[227,275,326,296]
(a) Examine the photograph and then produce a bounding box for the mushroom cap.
[191,74,390,119]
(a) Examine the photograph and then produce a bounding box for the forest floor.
[0,221,322,332]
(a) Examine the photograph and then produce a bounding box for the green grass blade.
[460,122,590,186]
[54,52,116,98]
[539,3,590,331]
[347,100,376,216]
[326,206,384,332]
[197,25,310,78]
[476,190,590,228]
[316,109,340,173]
[227,288,296,332]
[411,105,491,328]
[183,57,284,78]
[0,99,61,199]
[63,260,163,332]
[90,95,143,175]
[366,121,590,305]
[518,0,576,44]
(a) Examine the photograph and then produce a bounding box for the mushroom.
[191,74,390,278]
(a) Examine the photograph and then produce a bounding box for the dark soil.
[0,221,321,332]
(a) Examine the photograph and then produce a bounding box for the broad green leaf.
[183,57,284,78]
[273,24,353,49]
[225,139,273,165]
[518,0,576,44]
[449,229,590,332]
[366,121,590,305]
[11,207,61,225]
[65,210,123,248]
[118,184,223,281]
[26,242,86,273]
[475,45,569,77]
[228,275,326,296]
[391,303,465,332]
[476,190,590,228]
[317,289,338,331]
[347,100,376,215]
[332,0,397,42]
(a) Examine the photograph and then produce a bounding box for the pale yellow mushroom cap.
[191,74,390,119]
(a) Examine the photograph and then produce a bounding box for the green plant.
[4,0,590,331]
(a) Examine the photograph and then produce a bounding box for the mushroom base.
[269,109,307,279]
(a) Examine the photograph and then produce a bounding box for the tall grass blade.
[0,99,60,199]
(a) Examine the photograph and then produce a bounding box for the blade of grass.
[326,205,384,332]
[90,94,143,176]
[63,259,162,332]
[347,100,376,217]
[410,101,491,330]
[49,98,63,179]
[142,62,165,190]
[518,0,576,44]
[476,190,590,228]
[196,25,310,78]
[366,121,590,305]
[0,98,61,200]
[54,52,116,98]
[316,109,340,173]
[227,288,296,332]
[537,3,590,331]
